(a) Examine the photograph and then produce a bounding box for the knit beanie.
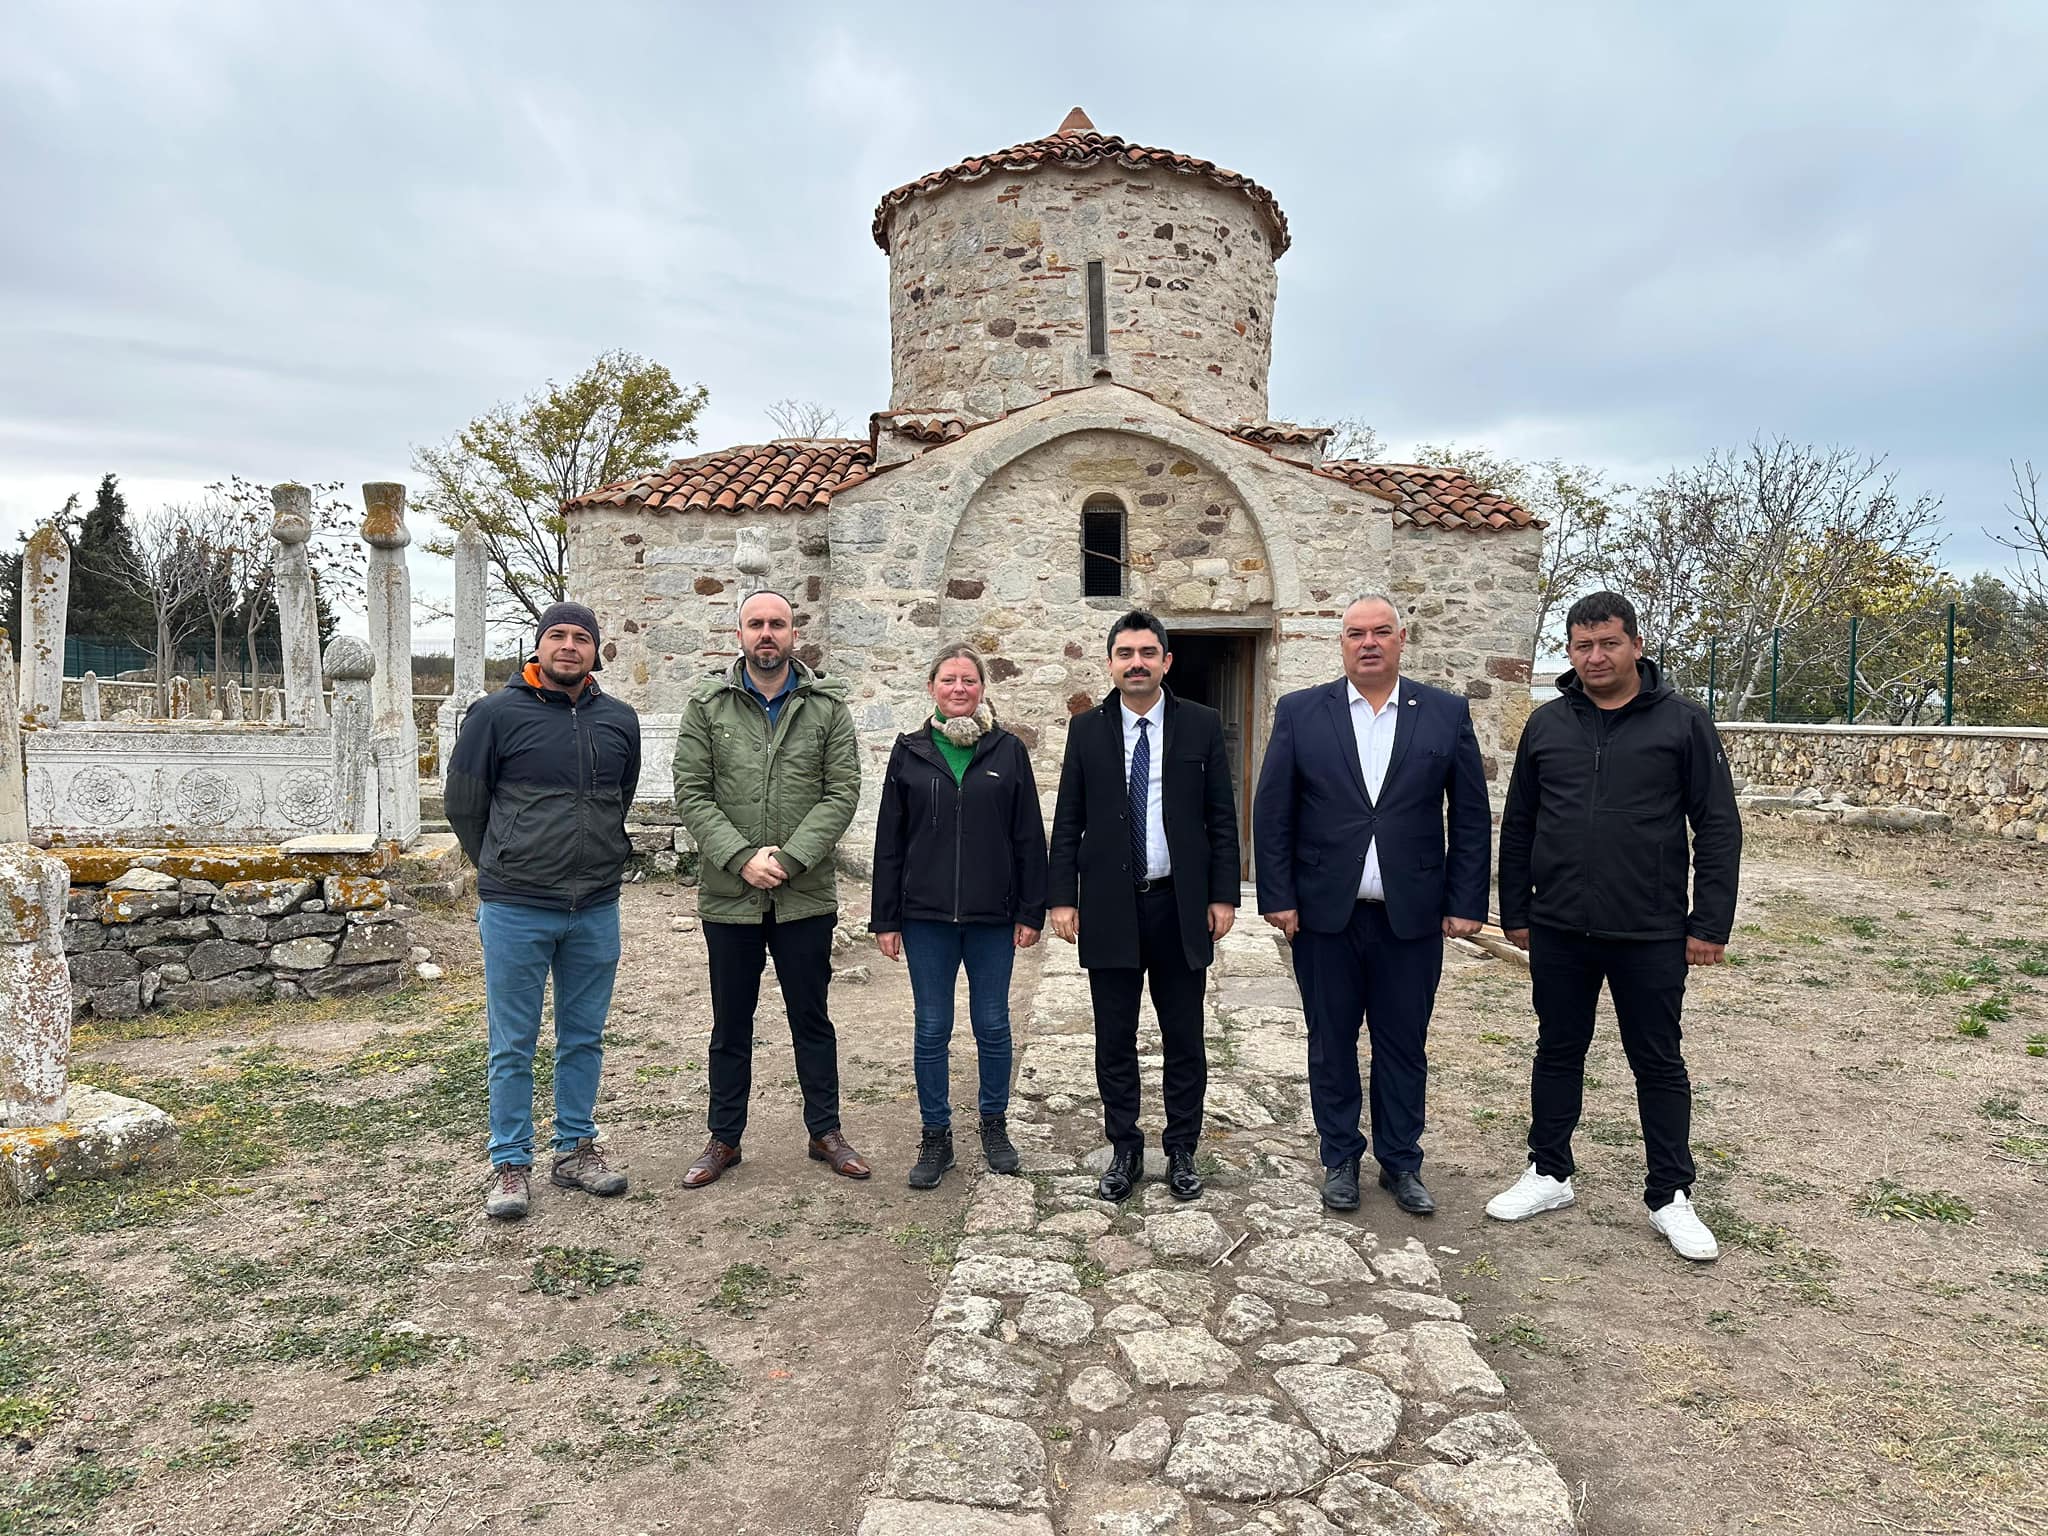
[534,601,602,669]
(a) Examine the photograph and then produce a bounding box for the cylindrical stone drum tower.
[872,108,1288,428]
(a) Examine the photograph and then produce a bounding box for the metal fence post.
[1945,601,1956,725]
[1769,628,1780,723]
[1707,636,1718,719]
[1847,614,1860,722]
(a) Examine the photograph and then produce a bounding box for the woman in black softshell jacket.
[871,643,1048,1190]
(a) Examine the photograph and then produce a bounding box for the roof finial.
[1056,106,1095,136]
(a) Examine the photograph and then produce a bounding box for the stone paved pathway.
[858,922,1580,1536]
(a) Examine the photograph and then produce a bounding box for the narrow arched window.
[1086,261,1107,356]
[1082,494,1125,597]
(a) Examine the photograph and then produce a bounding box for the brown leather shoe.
[682,1137,741,1189]
[807,1130,871,1180]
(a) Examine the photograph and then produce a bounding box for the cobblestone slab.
[861,926,1579,1533]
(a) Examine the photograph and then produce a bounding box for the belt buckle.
[1135,875,1156,893]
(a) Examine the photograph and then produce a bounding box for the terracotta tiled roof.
[563,440,873,515]
[870,409,975,445]
[1319,462,1541,531]
[1231,422,1334,447]
[872,107,1291,258]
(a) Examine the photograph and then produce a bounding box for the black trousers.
[704,909,841,1145]
[1088,884,1209,1155]
[1293,899,1443,1174]
[1526,925,1694,1209]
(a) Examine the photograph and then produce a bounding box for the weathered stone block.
[322,875,390,912]
[0,1084,179,1200]
[270,912,345,940]
[270,937,336,971]
[336,924,408,966]
[100,889,182,924]
[299,960,404,998]
[218,878,315,916]
[187,941,267,981]
[88,979,143,1018]
[67,950,139,988]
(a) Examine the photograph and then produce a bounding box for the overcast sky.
[4,2,2043,647]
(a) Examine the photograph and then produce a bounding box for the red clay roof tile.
[873,109,1291,258]
[1319,461,1541,531]
[563,439,873,517]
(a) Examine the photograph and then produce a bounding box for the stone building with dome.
[564,109,1542,859]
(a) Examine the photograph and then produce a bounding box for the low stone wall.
[1720,723,2048,838]
[63,871,418,1018]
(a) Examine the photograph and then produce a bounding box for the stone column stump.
[0,844,178,1201]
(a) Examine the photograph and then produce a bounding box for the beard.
[541,657,590,687]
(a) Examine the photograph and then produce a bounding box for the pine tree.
[68,473,155,650]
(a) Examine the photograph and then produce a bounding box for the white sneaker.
[1485,1165,1576,1222]
[1649,1191,1719,1261]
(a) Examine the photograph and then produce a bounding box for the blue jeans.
[902,920,1015,1128]
[480,899,622,1167]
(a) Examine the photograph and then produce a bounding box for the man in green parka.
[673,589,870,1187]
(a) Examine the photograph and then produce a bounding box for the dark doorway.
[1167,631,1261,872]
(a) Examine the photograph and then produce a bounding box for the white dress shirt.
[1349,679,1402,900]
[1121,696,1170,879]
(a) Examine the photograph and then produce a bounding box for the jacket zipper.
[568,700,583,912]
[952,772,965,922]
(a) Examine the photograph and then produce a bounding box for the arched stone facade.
[935,426,1277,764]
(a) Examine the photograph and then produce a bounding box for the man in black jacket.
[1489,591,1741,1261]
[446,602,641,1221]
[1048,611,1240,1203]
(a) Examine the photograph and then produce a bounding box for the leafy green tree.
[413,350,708,625]
[1953,572,2048,725]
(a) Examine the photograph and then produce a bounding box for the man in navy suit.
[1253,594,1491,1214]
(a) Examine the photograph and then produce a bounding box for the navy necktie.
[1128,717,1151,879]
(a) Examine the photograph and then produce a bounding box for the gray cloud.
[3,0,2042,638]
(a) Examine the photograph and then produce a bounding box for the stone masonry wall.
[1389,525,1543,784]
[63,871,417,1018]
[565,504,831,717]
[1721,724,2048,837]
[886,165,1277,426]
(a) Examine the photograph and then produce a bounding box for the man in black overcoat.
[1048,610,1241,1203]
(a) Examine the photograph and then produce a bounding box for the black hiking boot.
[907,1126,955,1190]
[978,1114,1021,1175]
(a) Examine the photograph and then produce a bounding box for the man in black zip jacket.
[446,602,641,1221]
[1489,591,1741,1261]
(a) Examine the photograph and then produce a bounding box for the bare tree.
[1991,459,2046,607]
[1314,417,1384,463]
[188,493,240,695]
[765,398,851,439]
[1612,439,1944,718]
[202,475,362,684]
[1413,442,1622,659]
[85,506,211,713]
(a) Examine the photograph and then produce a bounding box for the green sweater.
[931,720,974,783]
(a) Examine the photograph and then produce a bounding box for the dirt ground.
[1425,821,2048,1536]
[6,826,2045,1535]
[3,881,1016,1536]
